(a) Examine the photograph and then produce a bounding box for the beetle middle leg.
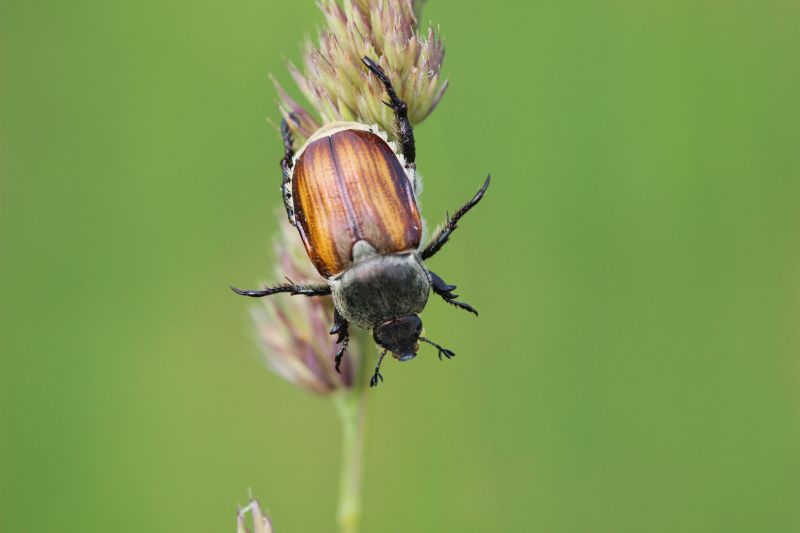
[361,57,416,168]
[420,175,491,260]
[280,118,296,225]
[330,308,350,374]
[230,281,331,298]
[427,270,478,316]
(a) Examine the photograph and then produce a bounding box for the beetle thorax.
[330,245,430,330]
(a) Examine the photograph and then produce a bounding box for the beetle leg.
[230,281,331,298]
[361,57,416,169]
[280,119,296,225]
[420,175,491,260]
[420,337,455,361]
[370,349,388,388]
[427,270,478,316]
[330,309,350,374]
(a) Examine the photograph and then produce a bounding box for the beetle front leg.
[280,119,296,225]
[420,336,455,360]
[427,270,478,316]
[361,57,416,168]
[370,349,388,387]
[330,308,350,373]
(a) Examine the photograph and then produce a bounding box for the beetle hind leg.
[361,57,416,169]
[280,119,296,225]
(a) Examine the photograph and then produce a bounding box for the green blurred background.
[2,0,800,531]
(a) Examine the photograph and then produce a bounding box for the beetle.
[232,57,489,386]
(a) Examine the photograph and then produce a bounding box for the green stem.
[334,328,372,533]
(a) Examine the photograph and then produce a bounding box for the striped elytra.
[292,128,422,278]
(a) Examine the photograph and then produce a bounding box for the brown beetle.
[233,57,490,386]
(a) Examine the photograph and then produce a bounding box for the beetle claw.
[437,348,455,361]
[369,371,384,387]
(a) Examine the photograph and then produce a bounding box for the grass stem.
[334,328,372,533]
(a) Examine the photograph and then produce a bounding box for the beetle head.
[373,315,422,361]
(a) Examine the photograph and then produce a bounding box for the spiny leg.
[427,270,478,316]
[361,57,416,168]
[230,281,331,298]
[280,119,296,225]
[420,337,455,360]
[330,309,350,374]
[420,175,491,260]
[370,349,388,388]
